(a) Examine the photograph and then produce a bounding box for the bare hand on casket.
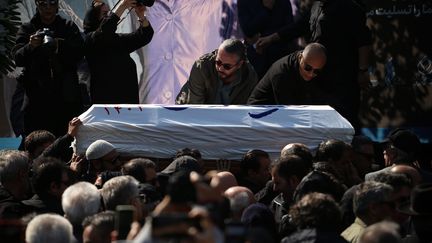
[68,117,82,137]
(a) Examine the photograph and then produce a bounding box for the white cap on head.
[85,139,115,160]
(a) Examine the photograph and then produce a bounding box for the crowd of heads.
[1,124,431,243]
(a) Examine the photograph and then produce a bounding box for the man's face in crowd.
[353,144,375,176]
[215,48,243,83]
[299,52,326,81]
[98,3,110,21]
[271,167,289,194]
[36,0,58,24]
[255,156,271,187]
[100,150,121,171]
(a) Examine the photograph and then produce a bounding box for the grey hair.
[25,214,73,243]
[0,150,29,183]
[353,181,394,217]
[219,38,246,60]
[359,221,401,243]
[62,182,101,225]
[229,191,250,214]
[100,175,139,210]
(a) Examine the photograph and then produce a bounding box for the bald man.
[210,171,238,194]
[247,43,329,105]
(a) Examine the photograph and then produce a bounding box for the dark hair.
[122,158,156,183]
[166,171,196,204]
[25,130,55,158]
[82,210,115,235]
[315,139,350,163]
[220,38,247,61]
[272,155,309,181]
[281,144,313,170]
[240,149,270,175]
[289,192,342,231]
[175,148,202,160]
[351,135,373,152]
[32,157,68,199]
[83,1,106,33]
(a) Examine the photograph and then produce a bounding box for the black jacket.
[84,14,154,104]
[0,186,32,219]
[12,13,84,136]
[247,51,329,105]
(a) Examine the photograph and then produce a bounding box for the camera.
[35,28,56,50]
[136,0,154,7]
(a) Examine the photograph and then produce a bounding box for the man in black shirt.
[255,0,372,132]
[248,43,327,105]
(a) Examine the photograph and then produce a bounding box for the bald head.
[303,43,327,60]
[210,171,238,194]
[299,43,327,81]
[224,186,256,204]
[390,165,422,185]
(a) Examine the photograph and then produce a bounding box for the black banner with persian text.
[360,0,432,142]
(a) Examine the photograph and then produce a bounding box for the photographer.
[83,0,154,104]
[12,0,84,137]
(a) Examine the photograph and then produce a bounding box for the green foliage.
[0,0,21,77]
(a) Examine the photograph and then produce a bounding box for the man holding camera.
[12,0,84,137]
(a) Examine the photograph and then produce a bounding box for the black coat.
[12,13,84,136]
[84,14,154,104]
[247,51,329,105]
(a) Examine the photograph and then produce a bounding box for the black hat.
[383,128,420,155]
[397,183,432,215]
[160,155,201,175]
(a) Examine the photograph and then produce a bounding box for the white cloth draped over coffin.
[74,105,354,160]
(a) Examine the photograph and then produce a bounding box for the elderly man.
[341,181,395,243]
[175,38,258,105]
[247,42,328,105]
[62,181,101,243]
[0,150,31,219]
[26,214,74,243]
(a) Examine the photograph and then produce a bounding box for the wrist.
[138,17,149,26]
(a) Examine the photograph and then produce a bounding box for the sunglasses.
[303,63,322,75]
[215,59,241,71]
[36,0,58,7]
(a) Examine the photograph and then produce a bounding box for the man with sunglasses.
[175,39,258,105]
[247,43,328,105]
[12,0,84,137]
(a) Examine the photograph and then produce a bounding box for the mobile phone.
[115,205,135,240]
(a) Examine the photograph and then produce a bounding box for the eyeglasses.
[303,63,322,75]
[36,0,58,7]
[215,59,241,71]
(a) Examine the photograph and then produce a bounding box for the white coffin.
[74,105,354,160]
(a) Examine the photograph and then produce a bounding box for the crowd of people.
[3,0,432,242]
[1,119,432,243]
